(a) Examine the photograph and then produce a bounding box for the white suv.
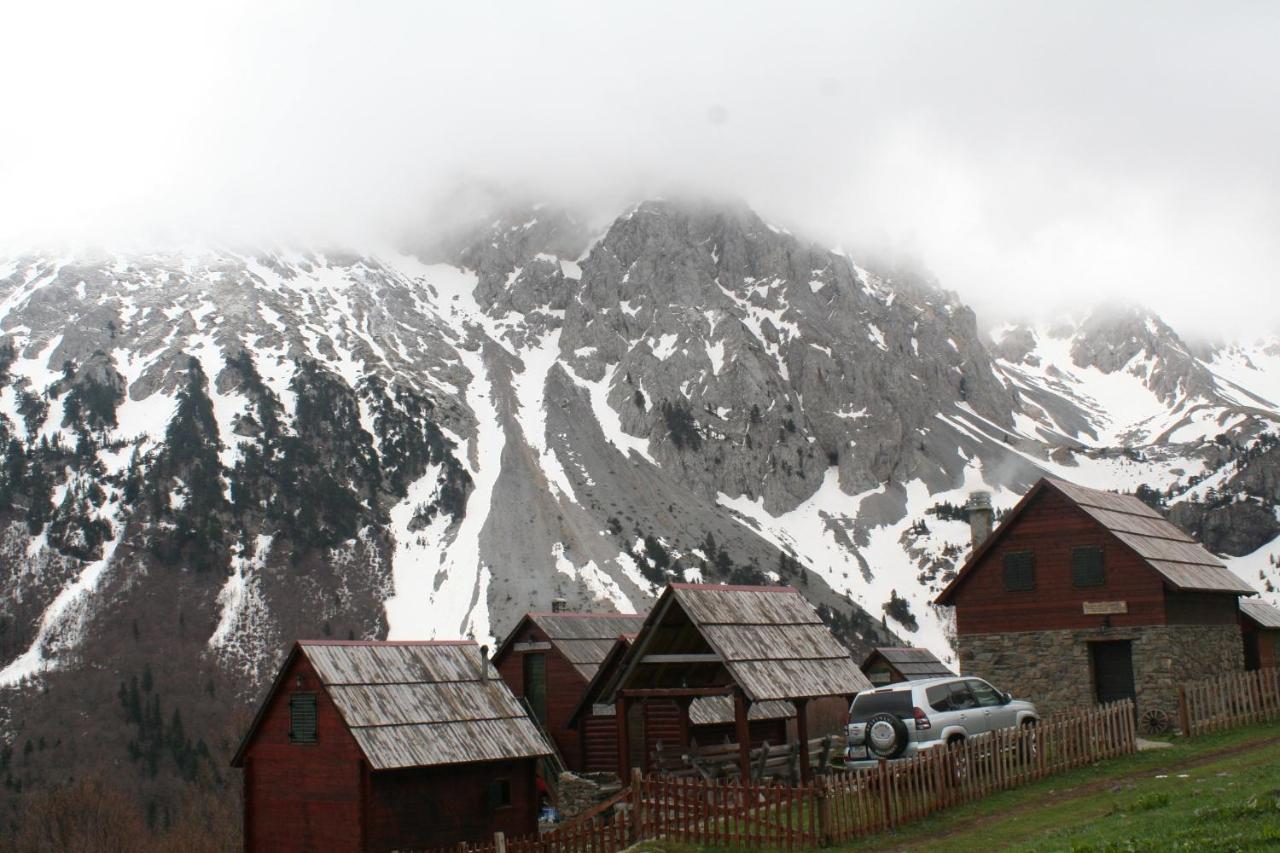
[845,676,1039,765]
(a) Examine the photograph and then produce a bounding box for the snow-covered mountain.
[0,199,1277,819]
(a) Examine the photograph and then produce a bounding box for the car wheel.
[864,712,909,759]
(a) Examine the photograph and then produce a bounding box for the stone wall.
[958,624,1243,718]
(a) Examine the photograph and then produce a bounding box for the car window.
[925,684,952,712]
[948,681,978,710]
[850,690,912,721]
[967,679,1003,707]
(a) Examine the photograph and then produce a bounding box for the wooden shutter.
[1001,551,1036,591]
[1071,546,1106,588]
[290,693,318,743]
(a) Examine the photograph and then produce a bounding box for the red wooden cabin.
[935,477,1258,716]
[1240,598,1280,670]
[492,610,647,772]
[233,640,551,853]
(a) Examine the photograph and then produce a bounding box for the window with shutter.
[1002,551,1036,591]
[486,778,512,810]
[1071,546,1106,588]
[290,693,318,743]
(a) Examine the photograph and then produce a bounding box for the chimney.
[967,491,994,551]
[551,597,569,613]
[479,644,490,682]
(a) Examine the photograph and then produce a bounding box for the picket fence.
[1179,666,1280,735]
[438,699,1136,852]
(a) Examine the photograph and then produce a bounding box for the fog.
[3,1,1279,337]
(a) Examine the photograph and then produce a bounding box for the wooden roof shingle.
[237,641,552,771]
[864,647,954,680]
[1240,598,1280,629]
[493,611,648,681]
[936,478,1256,604]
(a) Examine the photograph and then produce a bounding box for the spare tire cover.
[865,712,909,759]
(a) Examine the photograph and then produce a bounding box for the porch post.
[617,693,631,780]
[734,688,752,780]
[795,698,811,783]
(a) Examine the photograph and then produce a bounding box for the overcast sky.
[3,1,1278,337]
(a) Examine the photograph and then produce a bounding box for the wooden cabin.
[935,478,1258,718]
[492,610,647,772]
[566,633,796,774]
[861,647,954,686]
[233,640,551,853]
[596,583,870,782]
[1240,598,1280,670]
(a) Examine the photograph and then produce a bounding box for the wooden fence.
[439,699,1135,852]
[1179,666,1280,736]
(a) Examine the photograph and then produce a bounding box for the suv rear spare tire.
[864,712,909,759]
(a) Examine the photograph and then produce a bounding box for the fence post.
[1178,686,1190,737]
[631,768,645,844]
[492,831,507,853]
[816,775,832,846]
[878,757,893,831]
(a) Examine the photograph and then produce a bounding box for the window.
[1002,551,1036,591]
[925,684,953,712]
[966,679,1003,707]
[850,690,912,722]
[1071,546,1106,588]
[947,681,978,710]
[487,778,512,810]
[289,693,317,743]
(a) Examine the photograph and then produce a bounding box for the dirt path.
[888,734,1278,850]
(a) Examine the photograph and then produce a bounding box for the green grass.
[837,719,1280,852]
[630,720,1280,853]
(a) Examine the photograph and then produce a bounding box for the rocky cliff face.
[0,200,1277,829]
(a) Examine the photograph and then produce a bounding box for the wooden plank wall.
[952,490,1170,634]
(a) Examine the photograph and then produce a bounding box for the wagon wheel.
[1138,708,1171,736]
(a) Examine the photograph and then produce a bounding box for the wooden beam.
[734,689,752,781]
[620,686,735,699]
[795,698,811,784]
[512,641,552,652]
[640,653,721,664]
[616,694,631,780]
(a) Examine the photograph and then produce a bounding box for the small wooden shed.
[233,640,552,853]
[566,633,796,774]
[492,610,647,772]
[861,647,954,685]
[597,583,870,782]
[1240,598,1280,671]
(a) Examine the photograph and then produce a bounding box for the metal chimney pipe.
[967,491,994,551]
[551,597,568,613]
[479,644,490,682]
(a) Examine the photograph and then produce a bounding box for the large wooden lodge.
[936,477,1258,717]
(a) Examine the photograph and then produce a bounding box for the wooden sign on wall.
[1082,601,1128,615]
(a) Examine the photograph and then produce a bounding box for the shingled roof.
[1241,598,1280,629]
[602,584,871,704]
[937,477,1256,604]
[233,641,552,771]
[493,611,648,681]
[567,633,796,727]
[862,647,954,680]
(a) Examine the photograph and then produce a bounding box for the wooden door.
[1090,641,1136,707]
[523,653,547,724]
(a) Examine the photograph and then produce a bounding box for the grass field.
[632,719,1280,852]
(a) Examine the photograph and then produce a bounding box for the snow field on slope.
[381,261,501,644]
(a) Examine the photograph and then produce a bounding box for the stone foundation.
[958,624,1243,718]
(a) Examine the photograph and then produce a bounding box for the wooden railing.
[436,700,1136,852]
[1179,667,1280,735]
